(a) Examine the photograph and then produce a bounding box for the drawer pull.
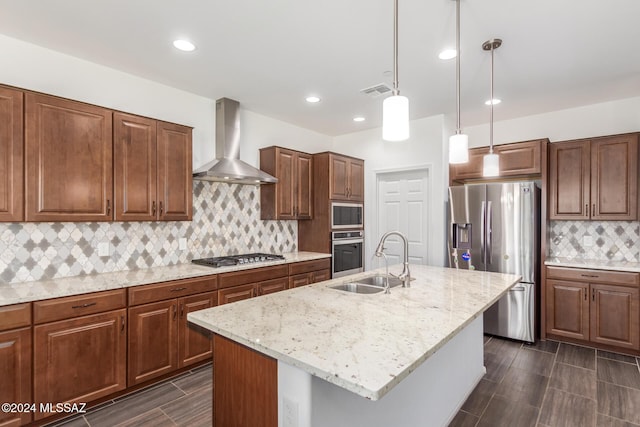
[71,302,97,309]
[121,315,125,333]
[170,287,187,292]
[580,274,599,278]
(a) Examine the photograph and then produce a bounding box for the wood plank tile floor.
[46,337,640,427]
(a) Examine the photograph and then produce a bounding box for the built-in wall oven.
[331,202,364,229]
[331,230,364,278]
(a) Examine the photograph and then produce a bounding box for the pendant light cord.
[393,0,399,96]
[455,0,461,134]
[489,43,494,154]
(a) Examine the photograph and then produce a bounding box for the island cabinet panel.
[34,309,127,420]
[545,279,590,340]
[260,146,313,220]
[156,121,193,221]
[590,284,639,350]
[0,86,24,222]
[0,305,31,427]
[25,92,113,222]
[549,133,638,220]
[213,335,277,427]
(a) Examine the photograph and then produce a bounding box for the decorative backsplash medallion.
[0,181,297,284]
[549,221,640,261]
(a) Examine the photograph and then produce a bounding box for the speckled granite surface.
[0,252,330,306]
[545,257,640,272]
[188,264,520,400]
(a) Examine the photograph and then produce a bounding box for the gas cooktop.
[191,253,285,268]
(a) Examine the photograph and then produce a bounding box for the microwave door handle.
[480,201,485,262]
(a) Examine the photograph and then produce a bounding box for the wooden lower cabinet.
[218,284,256,305]
[289,269,331,288]
[0,328,31,427]
[545,280,589,340]
[33,309,127,420]
[591,284,639,350]
[128,292,216,386]
[256,277,289,296]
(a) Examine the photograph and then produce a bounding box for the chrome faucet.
[374,231,411,287]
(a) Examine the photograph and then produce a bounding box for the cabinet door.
[590,284,639,350]
[128,300,178,385]
[296,152,313,219]
[494,140,542,176]
[25,93,113,221]
[312,269,331,283]
[218,284,256,305]
[591,135,638,220]
[114,113,157,221]
[179,292,216,368]
[257,277,289,296]
[0,328,31,426]
[157,121,192,221]
[549,140,590,220]
[545,280,589,340]
[289,273,311,289]
[0,87,23,222]
[329,155,349,200]
[34,310,126,420]
[449,148,487,182]
[276,148,296,219]
[348,158,364,201]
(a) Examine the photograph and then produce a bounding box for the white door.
[376,169,430,267]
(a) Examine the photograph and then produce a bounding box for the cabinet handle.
[159,201,164,215]
[71,302,96,309]
[580,274,599,278]
[170,287,187,292]
[180,303,184,318]
[152,201,156,215]
[584,289,587,300]
[107,199,111,215]
[173,304,177,320]
[585,204,588,216]
[592,289,595,301]
[121,315,126,333]
[592,204,595,217]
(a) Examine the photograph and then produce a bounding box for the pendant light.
[448,0,468,164]
[482,38,502,177]
[382,0,410,141]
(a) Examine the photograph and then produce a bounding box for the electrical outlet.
[276,233,283,244]
[179,238,187,250]
[583,235,593,247]
[97,242,110,257]
[283,396,299,427]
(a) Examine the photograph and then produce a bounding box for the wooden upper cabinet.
[449,139,545,183]
[0,86,24,222]
[157,121,193,221]
[25,93,113,221]
[549,133,638,220]
[114,113,157,221]
[115,115,192,221]
[329,153,364,201]
[260,146,313,220]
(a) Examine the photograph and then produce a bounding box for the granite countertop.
[545,257,640,273]
[0,252,331,307]
[187,264,520,401]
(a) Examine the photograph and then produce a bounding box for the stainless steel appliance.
[448,182,540,342]
[331,230,364,278]
[331,202,364,229]
[192,253,284,268]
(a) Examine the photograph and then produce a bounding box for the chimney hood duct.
[193,98,278,184]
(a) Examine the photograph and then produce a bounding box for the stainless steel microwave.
[331,202,363,229]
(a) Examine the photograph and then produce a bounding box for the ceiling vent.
[360,83,392,98]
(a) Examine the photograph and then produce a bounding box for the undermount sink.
[330,274,406,294]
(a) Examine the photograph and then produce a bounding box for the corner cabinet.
[549,133,638,220]
[546,266,639,351]
[114,113,192,221]
[260,146,313,220]
[0,86,24,222]
[25,93,113,221]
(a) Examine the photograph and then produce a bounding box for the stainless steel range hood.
[193,98,277,184]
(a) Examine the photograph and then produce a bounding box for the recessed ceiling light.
[353,116,366,122]
[173,39,196,52]
[438,49,457,60]
[485,98,502,105]
[305,96,321,103]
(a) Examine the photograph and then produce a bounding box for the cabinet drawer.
[0,303,31,331]
[218,284,256,305]
[219,265,288,289]
[129,275,218,306]
[289,258,331,275]
[34,289,126,324]
[546,266,639,287]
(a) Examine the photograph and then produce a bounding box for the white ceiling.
[1,0,639,136]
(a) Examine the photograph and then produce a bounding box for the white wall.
[332,115,449,267]
[0,34,331,170]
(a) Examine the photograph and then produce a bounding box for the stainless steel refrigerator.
[448,182,540,342]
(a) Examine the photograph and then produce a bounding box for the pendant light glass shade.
[449,133,469,164]
[383,95,410,141]
[482,152,499,177]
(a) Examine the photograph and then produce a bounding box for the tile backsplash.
[549,221,640,261]
[0,181,297,284]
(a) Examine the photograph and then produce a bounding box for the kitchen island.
[188,264,520,427]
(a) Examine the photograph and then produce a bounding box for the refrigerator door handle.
[487,201,493,264]
[480,201,486,262]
